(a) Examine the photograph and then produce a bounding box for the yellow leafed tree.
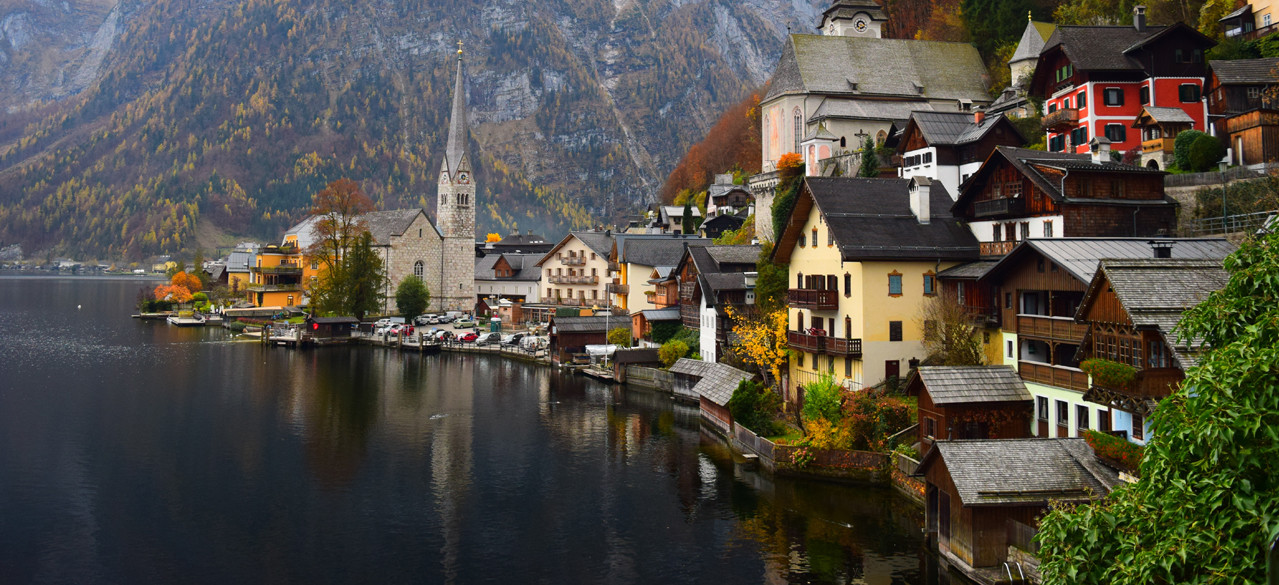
[724,305,789,391]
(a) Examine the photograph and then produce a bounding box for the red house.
[1031,6,1215,156]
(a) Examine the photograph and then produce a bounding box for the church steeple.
[442,41,469,178]
[818,0,888,37]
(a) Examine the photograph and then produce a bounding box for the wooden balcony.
[1018,361,1089,391]
[1084,368,1184,415]
[1142,137,1175,154]
[973,197,1025,218]
[1042,108,1079,131]
[826,337,863,357]
[1017,314,1087,342]
[606,283,629,295]
[248,283,302,292]
[560,255,586,266]
[980,241,1017,257]
[788,288,838,311]
[548,275,599,285]
[787,330,824,353]
[650,290,679,306]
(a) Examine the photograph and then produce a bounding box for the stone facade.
[378,212,444,313]
[433,49,477,312]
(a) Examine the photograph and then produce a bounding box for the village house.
[986,18,1056,119]
[669,358,755,434]
[608,234,708,312]
[474,252,542,304]
[1031,7,1215,155]
[548,315,613,365]
[246,242,310,308]
[1074,257,1230,444]
[905,366,1034,458]
[750,0,991,241]
[1205,57,1279,166]
[950,142,1177,258]
[535,231,615,309]
[697,213,746,240]
[705,174,753,218]
[920,438,1119,579]
[476,230,554,256]
[1130,106,1196,169]
[773,177,979,402]
[665,244,759,364]
[895,111,1026,200]
[971,238,1233,440]
[1219,1,1278,40]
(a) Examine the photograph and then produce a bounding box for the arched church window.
[840,136,846,148]
[793,108,803,153]
[414,261,424,278]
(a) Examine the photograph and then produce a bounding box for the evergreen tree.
[344,232,385,320]
[682,198,695,235]
[857,136,879,178]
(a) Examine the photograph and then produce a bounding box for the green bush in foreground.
[728,379,781,436]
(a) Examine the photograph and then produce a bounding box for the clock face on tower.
[440,171,450,185]
[853,17,868,33]
[458,172,470,184]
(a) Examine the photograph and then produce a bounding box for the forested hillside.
[0,0,824,259]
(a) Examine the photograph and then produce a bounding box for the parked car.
[433,330,454,341]
[436,315,454,324]
[457,331,478,342]
[414,314,437,326]
[475,332,502,346]
[500,333,526,346]
[453,318,476,328]
[389,324,414,336]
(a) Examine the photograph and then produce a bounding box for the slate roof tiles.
[914,366,1032,405]
[925,439,1119,506]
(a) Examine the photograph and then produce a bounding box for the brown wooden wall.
[989,254,1089,331]
[1062,171,1166,202]
[1061,202,1177,237]
[1223,110,1279,166]
[1080,284,1133,327]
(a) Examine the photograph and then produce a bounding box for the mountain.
[0,0,826,259]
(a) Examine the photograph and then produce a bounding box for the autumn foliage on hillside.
[659,89,762,204]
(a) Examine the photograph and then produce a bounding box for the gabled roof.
[810,99,939,125]
[1134,106,1194,126]
[1032,23,1215,92]
[774,177,979,263]
[920,439,1119,506]
[764,34,990,103]
[936,259,999,280]
[1077,258,1229,367]
[616,235,710,267]
[908,366,1033,405]
[362,209,429,245]
[669,358,755,407]
[1209,58,1279,85]
[952,146,1165,213]
[980,238,1234,284]
[475,252,543,281]
[899,111,1024,152]
[550,315,613,333]
[535,231,614,267]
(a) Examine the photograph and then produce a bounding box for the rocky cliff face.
[0,0,826,257]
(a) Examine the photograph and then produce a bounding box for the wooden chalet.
[896,110,1026,199]
[952,144,1176,259]
[1206,58,1279,166]
[972,238,1234,439]
[905,366,1033,458]
[1074,257,1229,443]
[548,315,613,364]
[305,316,360,343]
[631,308,680,346]
[1131,106,1195,170]
[671,245,759,364]
[920,439,1118,578]
[670,358,754,433]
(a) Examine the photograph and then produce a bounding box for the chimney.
[1089,137,1112,164]
[974,108,986,126]
[1133,5,1147,32]
[910,177,931,224]
[1149,240,1173,258]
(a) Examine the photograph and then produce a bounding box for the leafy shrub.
[801,374,843,424]
[607,327,632,347]
[1080,358,1137,390]
[1191,173,1279,219]
[727,379,781,436]
[1082,429,1144,471]
[841,392,916,452]
[1186,133,1226,172]
[658,339,689,367]
[1173,130,1207,171]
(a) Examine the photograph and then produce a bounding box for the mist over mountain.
[0,0,824,258]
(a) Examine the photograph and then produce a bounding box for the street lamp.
[1219,160,1229,234]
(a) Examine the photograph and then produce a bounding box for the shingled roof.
[775,177,979,263]
[982,238,1234,284]
[362,209,428,245]
[669,359,755,407]
[550,315,613,333]
[1010,20,1055,64]
[899,111,1024,151]
[1031,22,1215,94]
[952,146,1166,213]
[764,34,989,103]
[909,366,1032,405]
[921,439,1119,506]
[475,252,543,281]
[616,235,710,267]
[1210,57,1279,84]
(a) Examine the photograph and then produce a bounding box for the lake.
[0,275,942,584]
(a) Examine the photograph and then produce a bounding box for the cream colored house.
[535,231,614,308]
[773,177,979,403]
[609,234,709,312]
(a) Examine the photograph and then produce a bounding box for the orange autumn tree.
[485,233,502,243]
[153,284,194,304]
[171,271,202,293]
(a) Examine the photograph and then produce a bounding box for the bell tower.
[818,0,888,38]
[436,41,476,312]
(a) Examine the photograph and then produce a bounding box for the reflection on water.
[0,275,936,585]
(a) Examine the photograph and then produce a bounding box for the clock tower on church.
[818,0,887,38]
[436,42,477,312]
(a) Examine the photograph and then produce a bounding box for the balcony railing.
[1017,314,1087,342]
[980,241,1017,257]
[560,255,586,266]
[973,197,1025,218]
[787,330,824,353]
[826,337,863,357]
[248,283,302,292]
[554,298,583,307]
[788,288,839,311]
[548,275,599,285]
[606,283,630,295]
[1084,367,1184,416]
[1018,361,1089,392]
[1042,108,1080,131]
[650,291,679,306]
[251,265,303,275]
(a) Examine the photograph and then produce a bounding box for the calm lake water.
[0,275,941,584]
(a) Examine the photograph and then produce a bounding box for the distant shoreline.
[0,270,167,282]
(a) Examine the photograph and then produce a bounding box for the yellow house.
[609,234,709,311]
[247,243,312,308]
[773,177,979,402]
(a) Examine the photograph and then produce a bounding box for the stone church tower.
[436,44,477,312]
